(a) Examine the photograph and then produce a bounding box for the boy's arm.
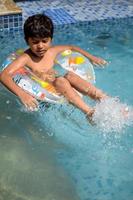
[70,46,107,66]
[52,45,107,66]
[0,54,38,109]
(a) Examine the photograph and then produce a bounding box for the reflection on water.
[0,87,80,200]
[0,137,79,200]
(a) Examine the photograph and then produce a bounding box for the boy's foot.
[86,109,95,125]
[122,107,129,118]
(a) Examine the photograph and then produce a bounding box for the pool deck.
[0,0,22,16]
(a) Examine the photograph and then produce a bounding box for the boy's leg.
[53,77,94,116]
[65,71,107,100]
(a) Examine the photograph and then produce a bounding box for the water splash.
[92,97,133,133]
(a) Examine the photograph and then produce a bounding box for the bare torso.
[24,47,57,80]
[23,45,72,82]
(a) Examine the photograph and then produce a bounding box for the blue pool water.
[0,19,133,200]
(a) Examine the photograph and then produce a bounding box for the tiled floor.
[16,0,133,24]
[0,0,133,31]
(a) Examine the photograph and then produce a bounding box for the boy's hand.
[90,55,107,67]
[44,69,57,83]
[19,91,38,111]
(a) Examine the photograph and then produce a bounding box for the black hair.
[24,14,54,44]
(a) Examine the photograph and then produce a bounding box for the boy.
[0,14,107,120]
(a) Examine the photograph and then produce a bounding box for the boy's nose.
[38,42,43,49]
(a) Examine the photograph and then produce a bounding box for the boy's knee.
[65,71,75,80]
[54,77,69,88]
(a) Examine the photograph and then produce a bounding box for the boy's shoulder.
[48,45,70,55]
[15,49,32,65]
[24,48,32,56]
[23,49,36,60]
[47,45,61,56]
[49,45,59,51]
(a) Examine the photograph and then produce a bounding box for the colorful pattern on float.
[56,49,95,83]
[1,49,95,104]
[1,49,63,104]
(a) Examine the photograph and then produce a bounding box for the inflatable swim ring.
[56,49,95,83]
[1,49,95,104]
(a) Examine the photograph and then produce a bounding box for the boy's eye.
[42,39,49,43]
[32,39,49,44]
[32,41,39,44]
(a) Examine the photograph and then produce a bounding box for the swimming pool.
[0,18,133,200]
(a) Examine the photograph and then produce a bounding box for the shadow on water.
[0,85,80,200]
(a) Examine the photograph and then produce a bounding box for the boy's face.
[28,37,52,57]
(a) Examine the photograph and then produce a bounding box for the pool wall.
[0,0,133,32]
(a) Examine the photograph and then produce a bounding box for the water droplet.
[6,116,12,120]
[6,100,10,104]
[92,97,133,133]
